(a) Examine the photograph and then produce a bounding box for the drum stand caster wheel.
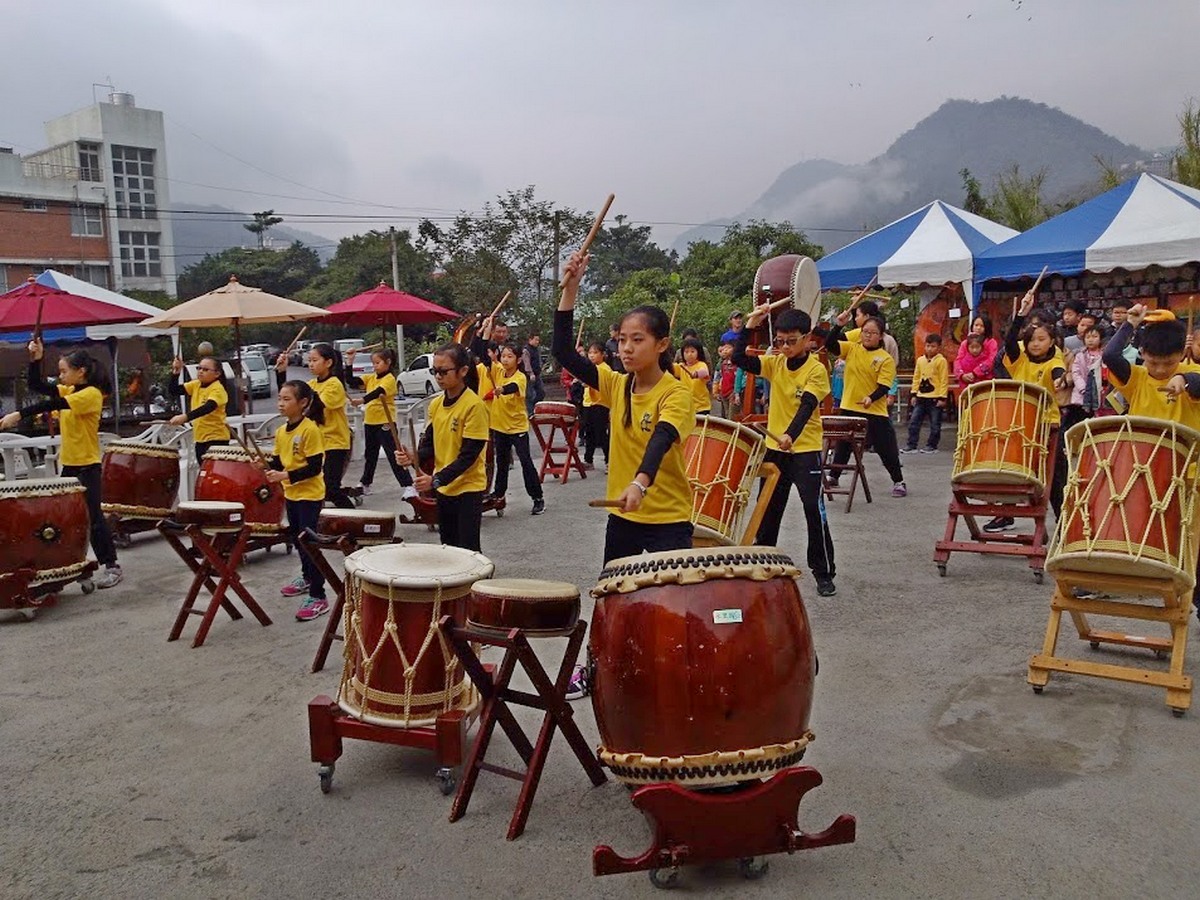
[436,767,456,796]
[648,867,680,889]
[1089,641,1101,650]
[1171,708,1185,718]
[113,533,132,550]
[318,764,335,794]
[18,608,37,622]
[495,509,504,518]
[1031,685,1044,694]
[936,564,947,577]
[737,857,769,880]
[1154,649,1168,660]
[1033,571,1044,585]
[80,579,96,595]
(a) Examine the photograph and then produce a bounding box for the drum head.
[595,545,799,595]
[791,256,821,320]
[345,543,494,590]
[471,578,579,600]
[178,500,245,512]
[318,508,395,522]
[0,476,85,496]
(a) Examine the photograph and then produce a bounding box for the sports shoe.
[891,482,907,498]
[816,577,837,597]
[565,665,589,700]
[280,576,309,597]
[358,482,373,496]
[96,565,123,589]
[531,498,546,515]
[401,485,419,500]
[920,447,938,454]
[982,516,1015,533]
[899,446,919,454]
[295,596,330,622]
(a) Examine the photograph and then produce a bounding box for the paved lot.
[3,430,1198,899]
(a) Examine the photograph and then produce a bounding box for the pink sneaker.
[295,597,330,622]
[280,576,309,597]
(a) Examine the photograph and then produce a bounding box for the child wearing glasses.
[167,355,230,462]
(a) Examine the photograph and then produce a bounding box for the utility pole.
[390,226,405,369]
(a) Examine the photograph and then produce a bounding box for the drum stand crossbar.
[439,616,606,840]
[1028,569,1194,716]
[0,562,98,616]
[159,520,273,648]
[933,481,1050,582]
[592,767,856,884]
[821,419,872,512]
[532,412,587,484]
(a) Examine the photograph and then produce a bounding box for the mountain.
[675,97,1149,253]
[169,203,338,269]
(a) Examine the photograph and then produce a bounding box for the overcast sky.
[3,0,1198,250]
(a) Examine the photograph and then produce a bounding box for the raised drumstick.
[283,325,308,358]
[847,275,879,311]
[576,317,587,347]
[490,290,513,320]
[561,193,615,287]
[1029,265,1049,297]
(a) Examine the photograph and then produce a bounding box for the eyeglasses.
[429,366,455,377]
[773,337,802,347]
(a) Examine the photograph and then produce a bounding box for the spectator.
[520,333,545,415]
[720,311,745,344]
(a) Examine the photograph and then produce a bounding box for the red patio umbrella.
[0,278,147,333]
[322,282,457,327]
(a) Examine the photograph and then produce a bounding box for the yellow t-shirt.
[309,376,351,450]
[759,353,830,453]
[680,361,712,413]
[183,379,230,443]
[1007,352,1064,425]
[57,384,103,467]
[475,363,494,418]
[273,417,326,502]
[598,366,694,525]
[488,364,529,435]
[913,354,949,399]
[360,372,397,427]
[584,362,612,408]
[838,339,896,418]
[429,388,489,496]
[1109,365,1200,432]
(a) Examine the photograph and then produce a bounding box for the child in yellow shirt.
[902,333,949,453]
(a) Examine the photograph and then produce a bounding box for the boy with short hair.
[902,333,949,453]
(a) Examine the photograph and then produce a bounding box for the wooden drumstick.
[754,424,788,445]
[579,194,615,256]
[576,316,587,347]
[407,419,429,478]
[283,325,308,358]
[766,296,794,313]
[490,290,513,320]
[356,341,384,353]
[244,428,271,466]
[33,296,44,344]
[588,499,624,508]
[1029,265,1049,297]
[847,275,879,311]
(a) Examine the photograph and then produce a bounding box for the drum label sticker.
[364,523,381,533]
[713,609,743,624]
[231,512,242,522]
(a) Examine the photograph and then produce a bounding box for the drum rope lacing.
[684,420,766,540]
[593,549,800,595]
[601,734,813,785]
[952,382,1051,486]
[101,503,174,519]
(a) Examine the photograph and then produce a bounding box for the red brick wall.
[0,198,110,261]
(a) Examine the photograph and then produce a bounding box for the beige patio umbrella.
[142,275,327,412]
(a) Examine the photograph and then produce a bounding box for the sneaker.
[583,460,595,470]
[280,576,310,597]
[982,516,1016,533]
[565,665,589,700]
[891,482,907,498]
[899,446,919,454]
[96,565,123,590]
[532,498,546,516]
[816,577,837,597]
[402,486,419,500]
[295,596,330,622]
[920,447,938,454]
[358,482,373,496]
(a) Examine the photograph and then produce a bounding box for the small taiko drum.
[590,547,815,786]
[101,440,180,519]
[174,500,245,533]
[953,380,1052,487]
[1047,416,1200,592]
[467,578,580,637]
[684,414,766,543]
[195,446,284,529]
[339,544,494,727]
[821,414,867,444]
[0,477,90,586]
[316,508,397,545]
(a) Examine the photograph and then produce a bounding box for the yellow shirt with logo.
[183,379,230,443]
[913,354,950,399]
[584,362,612,408]
[679,361,712,413]
[1007,351,1064,425]
[429,388,490,496]
[1109,364,1200,432]
[309,376,351,450]
[273,417,326,502]
[837,339,896,418]
[488,364,529,435]
[57,384,103,467]
[475,362,494,421]
[360,372,397,427]
[759,353,830,453]
[598,366,694,525]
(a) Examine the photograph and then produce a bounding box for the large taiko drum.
[467,578,580,637]
[1047,416,1200,592]
[101,440,180,519]
[683,414,766,544]
[316,508,397,545]
[194,446,284,529]
[532,401,577,422]
[589,547,815,787]
[0,478,91,587]
[952,380,1052,487]
[752,255,821,320]
[339,544,494,727]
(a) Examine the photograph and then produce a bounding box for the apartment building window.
[119,231,161,277]
[23,199,47,212]
[111,145,157,219]
[70,204,105,237]
[78,142,101,182]
[73,265,110,288]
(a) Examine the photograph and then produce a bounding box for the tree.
[1094,155,1124,192]
[176,242,322,300]
[960,168,991,216]
[298,229,444,308]
[584,215,677,296]
[680,220,823,302]
[988,164,1050,231]
[1172,99,1200,189]
[244,210,284,250]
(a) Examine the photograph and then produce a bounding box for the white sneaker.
[402,486,419,500]
[96,565,123,589]
[358,483,373,496]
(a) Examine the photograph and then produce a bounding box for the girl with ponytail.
[276,343,353,509]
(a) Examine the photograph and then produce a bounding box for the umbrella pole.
[236,320,251,416]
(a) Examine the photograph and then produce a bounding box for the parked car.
[240,353,272,398]
[349,350,375,380]
[397,353,440,397]
[288,340,315,366]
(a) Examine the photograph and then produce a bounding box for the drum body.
[683,415,766,542]
[195,446,284,529]
[0,478,90,586]
[101,441,180,517]
[1048,416,1200,592]
[953,380,1052,486]
[317,508,396,545]
[752,255,821,320]
[340,544,494,727]
[532,401,577,422]
[589,547,815,786]
[821,414,867,444]
[467,578,580,637]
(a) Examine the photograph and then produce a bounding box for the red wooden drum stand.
[531,401,586,484]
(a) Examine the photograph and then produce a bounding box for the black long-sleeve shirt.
[19,362,70,417]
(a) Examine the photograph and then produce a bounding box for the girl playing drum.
[276,343,353,509]
[346,347,416,499]
[167,355,230,462]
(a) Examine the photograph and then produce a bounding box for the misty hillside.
[676,97,1149,253]
[170,204,337,269]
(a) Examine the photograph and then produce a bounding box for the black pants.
[323,448,354,509]
[1049,424,1067,519]
[286,498,325,599]
[755,450,835,579]
[437,490,483,552]
[582,405,609,464]
[194,439,227,463]
[832,410,904,484]
[525,377,546,416]
[603,515,693,566]
[359,424,413,488]
[492,430,543,501]
[61,463,117,567]
[906,397,944,450]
